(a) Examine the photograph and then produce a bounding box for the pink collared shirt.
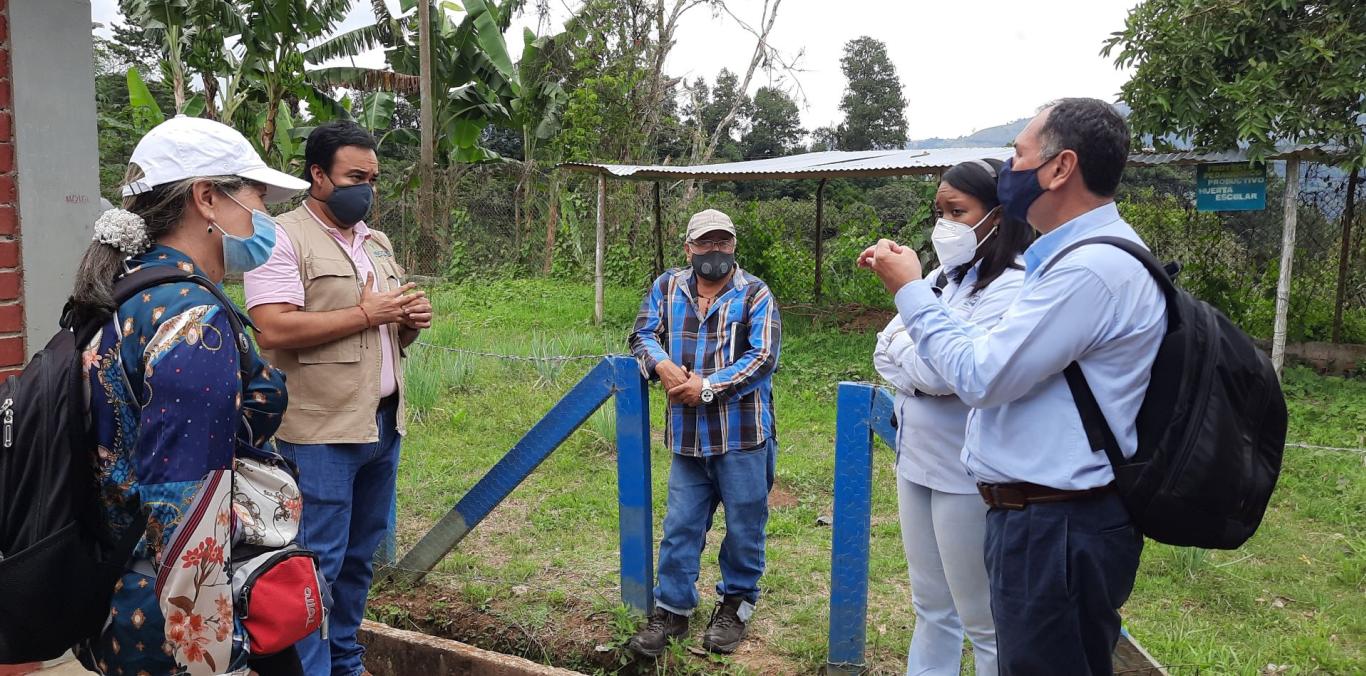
[245,203,399,398]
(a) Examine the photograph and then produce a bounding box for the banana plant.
[126,67,166,132]
[120,0,243,114]
[234,0,354,156]
[356,91,397,132]
[502,25,574,245]
[306,0,525,165]
[120,0,362,163]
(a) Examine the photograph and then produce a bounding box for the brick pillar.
[0,0,20,381]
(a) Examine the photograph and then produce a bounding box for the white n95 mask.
[931,208,999,268]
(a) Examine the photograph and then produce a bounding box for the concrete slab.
[358,620,586,676]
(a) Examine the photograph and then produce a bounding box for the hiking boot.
[702,596,748,654]
[626,607,690,658]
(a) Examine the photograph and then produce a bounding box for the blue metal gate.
[380,355,656,615]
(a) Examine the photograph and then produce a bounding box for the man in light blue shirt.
[860,98,1165,675]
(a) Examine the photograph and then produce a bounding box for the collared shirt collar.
[1023,202,1122,277]
[302,201,372,242]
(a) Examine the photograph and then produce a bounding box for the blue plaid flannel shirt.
[629,266,781,457]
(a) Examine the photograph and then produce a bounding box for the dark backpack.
[1045,236,1287,550]
[0,266,249,663]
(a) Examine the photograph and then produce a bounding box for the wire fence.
[414,339,616,364]
[366,159,1364,345]
[406,341,1366,457]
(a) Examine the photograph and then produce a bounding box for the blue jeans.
[278,399,401,676]
[984,492,1143,675]
[654,437,776,621]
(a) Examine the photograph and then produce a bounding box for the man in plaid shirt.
[627,209,782,657]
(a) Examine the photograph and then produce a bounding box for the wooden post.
[1272,157,1300,378]
[1331,167,1359,344]
[595,174,606,325]
[417,0,434,273]
[653,181,664,278]
[814,178,828,302]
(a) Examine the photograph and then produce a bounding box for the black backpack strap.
[1040,235,1181,330]
[1062,363,1126,465]
[109,267,253,380]
[931,270,950,297]
[1040,236,1178,467]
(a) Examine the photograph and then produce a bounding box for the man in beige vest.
[245,121,431,676]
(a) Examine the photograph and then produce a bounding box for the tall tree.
[690,0,783,165]
[743,85,803,160]
[809,125,839,152]
[1104,0,1366,341]
[836,36,907,151]
[696,68,750,161]
[553,0,682,163]
[105,21,163,73]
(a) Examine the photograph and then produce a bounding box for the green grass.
[378,278,1364,675]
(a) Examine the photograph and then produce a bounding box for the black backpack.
[0,266,248,663]
[1045,236,1287,550]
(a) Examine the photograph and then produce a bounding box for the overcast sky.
[90,0,1140,140]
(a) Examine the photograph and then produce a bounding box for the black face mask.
[312,172,373,226]
[692,251,735,281]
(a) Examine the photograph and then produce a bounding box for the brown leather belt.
[977,482,1114,510]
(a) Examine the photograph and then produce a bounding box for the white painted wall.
[10,0,101,356]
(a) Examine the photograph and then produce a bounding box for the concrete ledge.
[1256,340,1366,375]
[358,620,586,676]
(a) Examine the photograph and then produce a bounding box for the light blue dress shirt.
[874,261,1024,494]
[893,203,1168,490]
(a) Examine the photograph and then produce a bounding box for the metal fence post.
[611,356,654,615]
[827,382,876,674]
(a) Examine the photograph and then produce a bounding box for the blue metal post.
[610,356,654,615]
[386,359,617,585]
[827,382,876,674]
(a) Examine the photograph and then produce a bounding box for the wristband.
[357,305,373,328]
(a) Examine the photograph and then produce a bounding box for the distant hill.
[907,117,1029,150]
[908,104,1134,149]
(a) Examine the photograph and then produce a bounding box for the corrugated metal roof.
[1127,143,1348,166]
[559,143,1350,182]
[558,147,1015,181]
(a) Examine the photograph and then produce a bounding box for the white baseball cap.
[121,115,310,204]
[685,209,737,241]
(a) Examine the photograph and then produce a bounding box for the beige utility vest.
[264,205,408,445]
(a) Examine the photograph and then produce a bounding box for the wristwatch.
[700,378,716,404]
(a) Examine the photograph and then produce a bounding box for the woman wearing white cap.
[70,116,309,676]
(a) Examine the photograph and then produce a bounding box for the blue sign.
[1197,163,1267,212]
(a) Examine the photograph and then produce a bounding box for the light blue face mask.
[220,192,279,273]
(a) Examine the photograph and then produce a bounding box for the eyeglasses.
[688,239,736,253]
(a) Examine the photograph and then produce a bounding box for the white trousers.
[897,478,998,676]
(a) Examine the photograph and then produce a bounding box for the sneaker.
[701,596,748,654]
[626,607,690,658]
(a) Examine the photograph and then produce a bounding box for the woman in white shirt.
[873,158,1032,675]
